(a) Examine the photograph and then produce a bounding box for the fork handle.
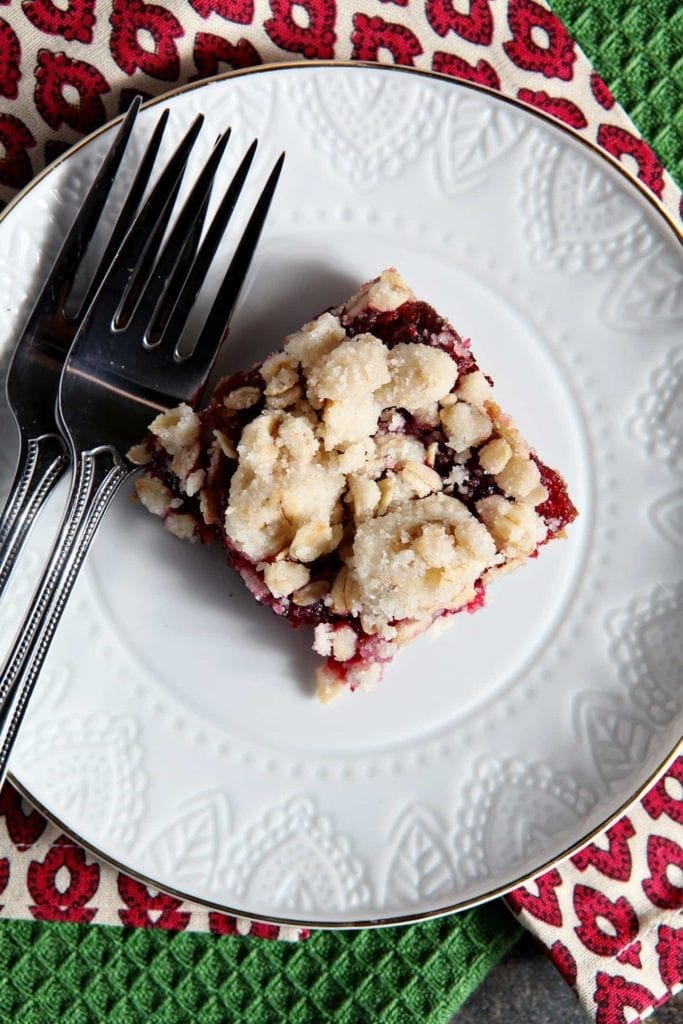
[0,447,132,788]
[0,433,69,600]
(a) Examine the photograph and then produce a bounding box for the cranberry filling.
[204,368,266,440]
[534,458,578,535]
[344,301,478,376]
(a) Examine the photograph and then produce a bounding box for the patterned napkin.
[0,0,680,218]
[0,2,681,1023]
[506,752,682,1022]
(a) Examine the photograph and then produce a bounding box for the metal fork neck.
[0,451,133,783]
[0,433,68,602]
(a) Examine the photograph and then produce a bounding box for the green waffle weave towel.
[551,0,683,186]
[0,907,520,1024]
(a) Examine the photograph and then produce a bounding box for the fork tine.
[122,129,232,339]
[114,161,191,328]
[40,96,143,312]
[76,107,170,319]
[143,166,214,348]
[91,114,205,326]
[181,152,285,399]
[152,139,258,351]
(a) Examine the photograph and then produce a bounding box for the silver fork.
[0,120,284,788]
[0,96,171,601]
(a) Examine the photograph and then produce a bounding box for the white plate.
[1,64,681,927]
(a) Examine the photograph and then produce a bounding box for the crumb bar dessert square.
[131,269,577,701]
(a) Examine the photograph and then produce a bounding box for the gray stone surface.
[452,935,683,1023]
